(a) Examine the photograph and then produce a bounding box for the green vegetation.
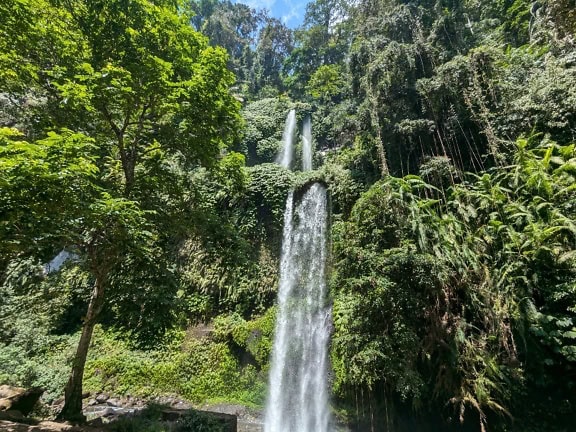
[1,0,575,430]
[331,138,576,431]
[84,326,266,407]
[104,402,229,432]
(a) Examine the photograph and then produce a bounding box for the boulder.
[106,398,120,407]
[0,385,44,416]
[0,409,25,421]
[95,394,108,404]
[102,407,116,417]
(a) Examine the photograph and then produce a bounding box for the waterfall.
[302,115,312,171]
[276,109,296,169]
[264,183,332,432]
[43,250,77,274]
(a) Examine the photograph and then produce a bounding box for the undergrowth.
[83,324,268,408]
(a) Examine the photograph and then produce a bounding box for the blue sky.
[233,0,309,28]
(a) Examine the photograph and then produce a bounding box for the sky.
[233,0,309,28]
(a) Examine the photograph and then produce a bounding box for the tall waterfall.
[302,115,312,171]
[264,183,332,432]
[276,109,297,169]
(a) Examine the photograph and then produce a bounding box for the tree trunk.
[368,84,390,176]
[57,276,105,422]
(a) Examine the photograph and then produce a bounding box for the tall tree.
[252,17,293,95]
[284,0,352,98]
[188,0,264,83]
[1,0,242,421]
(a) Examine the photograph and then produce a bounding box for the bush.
[213,309,276,368]
[106,403,228,432]
[82,326,267,408]
[174,410,226,432]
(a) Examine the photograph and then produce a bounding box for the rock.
[102,407,116,417]
[87,399,98,406]
[0,409,25,421]
[0,385,23,399]
[172,401,191,410]
[82,392,91,399]
[0,385,44,416]
[156,396,175,406]
[238,421,264,432]
[95,394,108,404]
[106,399,120,407]
[52,397,65,407]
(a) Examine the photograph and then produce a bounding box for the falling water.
[264,183,332,432]
[276,109,297,169]
[302,116,312,171]
[43,250,77,274]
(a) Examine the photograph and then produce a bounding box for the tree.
[284,0,352,98]
[1,0,242,421]
[306,64,345,102]
[252,17,293,95]
[188,0,264,83]
[331,137,576,430]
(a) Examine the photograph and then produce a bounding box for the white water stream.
[264,185,332,431]
[302,116,312,171]
[276,109,297,169]
[264,184,331,432]
[267,109,331,432]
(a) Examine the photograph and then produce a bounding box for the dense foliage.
[1,0,575,430]
[332,138,576,431]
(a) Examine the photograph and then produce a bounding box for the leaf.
[555,318,573,328]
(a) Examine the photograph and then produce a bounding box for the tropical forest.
[1,0,575,431]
